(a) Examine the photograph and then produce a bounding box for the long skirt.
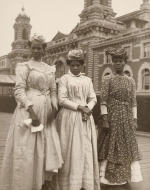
[1,92,63,190]
[55,108,100,190]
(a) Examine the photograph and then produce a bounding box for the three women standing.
[1,34,63,190]
[1,41,143,190]
[97,48,143,189]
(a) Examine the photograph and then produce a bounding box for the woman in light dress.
[97,47,143,190]
[1,34,63,190]
[56,49,100,190]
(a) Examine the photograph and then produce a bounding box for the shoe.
[110,185,126,190]
[100,184,113,190]
[122,182,132,190]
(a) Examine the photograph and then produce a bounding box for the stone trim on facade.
[137,62,150,92]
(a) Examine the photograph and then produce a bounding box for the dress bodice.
[17,59,56,92]
[14,59,57,110]
[58,73,97,111]
[100,74,137,107]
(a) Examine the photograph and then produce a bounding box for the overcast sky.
[0,0,143,56]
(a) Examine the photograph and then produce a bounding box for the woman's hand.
[51,99,58,111]
[102,114,110,132]
[78,105,92,115]
[28,106,41,127]
[134,118,138,130]
[82,113,89,122]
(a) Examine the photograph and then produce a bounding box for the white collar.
[68,70,85,77]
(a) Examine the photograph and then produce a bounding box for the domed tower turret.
[8,7,32,74]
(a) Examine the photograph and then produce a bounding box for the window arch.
[123,65,133,77]
[15,30,18,40]
[142,69,150,90]
[22,28,28,40]
[104,72,110,76]
[124,70,131,77]
[102,67,112,79]
[137,62,150,91]
[55,61,65,78]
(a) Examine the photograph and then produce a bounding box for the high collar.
[114,72,124,76]
[68,70,85,77]
[31,58,42,62]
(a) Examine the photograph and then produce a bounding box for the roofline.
[51,31,68,41]
[0,55,8,59]
[116,10,141,21]
[92,27,150,50]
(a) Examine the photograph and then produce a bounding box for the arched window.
[142,69,150,90]
[22,28,28,40]
[15,30,18,40]
[104,72,110,76]
[101,0,109,6]
[124,70,130,77]
[106,54,112,64]
[55,61,65,78]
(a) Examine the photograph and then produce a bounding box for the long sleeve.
[131,78,137,107]
[58,76,79,111]
[14,63,33,110]
[130,78,137,118]
[100,76,110,106]
[50,74,58,105]
[87,79,97,110]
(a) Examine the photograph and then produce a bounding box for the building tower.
[8,7,32,74]
[76,0,124,40]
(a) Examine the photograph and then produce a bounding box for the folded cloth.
[23,118,44,133]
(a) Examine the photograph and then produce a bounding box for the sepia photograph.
[0,0,150,190]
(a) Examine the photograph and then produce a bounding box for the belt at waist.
[27,87,50,96]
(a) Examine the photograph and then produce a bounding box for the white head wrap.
[68,49,84,60]
[30,33,46,44]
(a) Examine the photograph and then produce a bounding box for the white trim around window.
[122,43,132,61]
[137,62,150,92]
[140,39,150,59]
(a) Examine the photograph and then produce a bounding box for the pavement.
[0,112,150,190]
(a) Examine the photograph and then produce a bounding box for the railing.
[46,34,78,48]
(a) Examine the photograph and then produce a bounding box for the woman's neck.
[32,58,41,62]
[115,70,123,75]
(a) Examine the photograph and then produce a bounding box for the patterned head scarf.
[29,33,46,44]
[68,49,84,60]
[105,47,128,60]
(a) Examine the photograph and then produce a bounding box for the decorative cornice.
[92,27,150,50]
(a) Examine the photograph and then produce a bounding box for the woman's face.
[31,42,43,60]
[69,60,83,75]
[112,57,125,73]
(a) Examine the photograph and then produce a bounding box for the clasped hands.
[78,105,92,122]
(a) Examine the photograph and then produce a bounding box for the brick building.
[43,0,150,96]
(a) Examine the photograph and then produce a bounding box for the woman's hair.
[66,59,84,65]
[28,40,47,51]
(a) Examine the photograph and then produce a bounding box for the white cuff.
[132,106,137,119]
[87,101,95,110]
[101,105,108,115]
